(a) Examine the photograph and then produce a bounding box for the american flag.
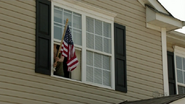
[61,25,78,71]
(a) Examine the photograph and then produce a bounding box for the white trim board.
[161,28,169,96]
[52,0,116,21]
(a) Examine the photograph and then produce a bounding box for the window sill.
[51,74,113,90]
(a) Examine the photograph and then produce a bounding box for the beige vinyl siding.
[167,42,174,52]
[167,33,185,52]
[82,0,163,100]
[0,0,163,104]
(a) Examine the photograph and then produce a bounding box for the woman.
[53,44,64,77]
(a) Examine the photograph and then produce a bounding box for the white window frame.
[50,0,115,89]
[174,46,185,94]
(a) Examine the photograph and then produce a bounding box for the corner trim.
[161,28,169,96]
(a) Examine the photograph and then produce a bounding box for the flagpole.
[53,18,68,71]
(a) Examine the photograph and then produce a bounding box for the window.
[54,6,82,46]
[51,2,114,88]
[35,0,127,92]
[174,46,185,94]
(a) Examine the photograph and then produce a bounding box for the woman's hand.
[53,62,57,67]
[55,57,59,62]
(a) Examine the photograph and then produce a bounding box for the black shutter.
[114,23,127,93]
[167,51,176,95]
[35,0,51,75]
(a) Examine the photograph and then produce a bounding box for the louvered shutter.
[35,0,51,75]
[114,23,127,93]
[167,51,176,95]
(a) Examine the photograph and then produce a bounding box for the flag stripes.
[61,25,78,71]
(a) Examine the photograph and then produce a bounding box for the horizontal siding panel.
[127,46,162,60]
[127,41,162,56]
[0,81,107,104]
[18,0,35,6]
[0,88,85,104]
[0,32,35,46]
[113,0,144,12]
[127,76,163,89]
[0,44,34,58]
[0,65,136,101]
[0,7,35,23]
[1,0,35,12]
[125,0,142,6]
[0,20,35,34]
[127,51,162,65]
[0,67,161,101]
[0,57,34,70]
[115,14,145,26]
[126,28,161,42]
[82,0,145,22]
[125,91,151,100]
[127,66,163,79]
[0,38,35,52]
[127,87,154,98]
[0,95,52,104]
[0,50,34,64]
[127,71,163,84]
[128,81,163,93]
[0,14,35,29]
[0,82,119,104]
[116,18,161,39]
[99,0,145,17]
[127,61,163,74]
[127,31,161,46]
[0,2,35,17]
[0,101,16,104]
[127,36,162,51]
[0,26,35,40]
[0,82,120,104]
[127,56,162,69]
[0,72,124,104]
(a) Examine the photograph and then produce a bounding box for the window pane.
[103,55,110,70]
[178,85,184,94]
[86,51,93,66]
[176,56,182,69]
[54,7,63,23]
[73,29,82,45]
[54,25,63,40]
[86,33,94,49]
[103,22,111,38]
[95,20,102,35]
[86,51,111,87]
[71,50,81,81]
[94,68,102,84]
[86,17,94,33]
[184,72,185,84]
[95,35,102,51]
[73,13,81,29]
[177,70,183,83]
[104,38,111,53]
[94,53,102,68]
[86,66,93,82]
[103,70,110,86]
[183,58,185,70]
[64,10,72,26]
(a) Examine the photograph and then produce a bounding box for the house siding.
[0,0,163,104]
